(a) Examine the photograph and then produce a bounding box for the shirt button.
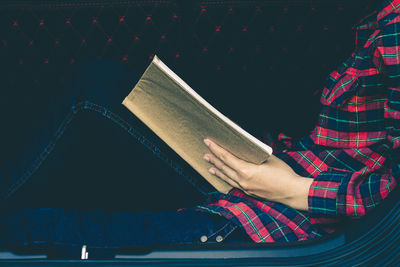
[200,235,208,243]
[215,235,224,243]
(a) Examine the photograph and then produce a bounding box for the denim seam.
[206,220,233,240]
[5,100,209,200]
[221,224,238,240]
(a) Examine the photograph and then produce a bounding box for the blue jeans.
[0,60,250,258]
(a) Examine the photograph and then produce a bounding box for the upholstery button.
[200,235,208,243]
[216,235,223,243]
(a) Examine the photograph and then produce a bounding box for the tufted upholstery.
[0,0,380,158]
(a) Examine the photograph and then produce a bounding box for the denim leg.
[0,60,252,258]
[0,59,214,211]
[0,208,250,258]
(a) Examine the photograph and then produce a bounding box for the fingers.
[203,153,238,181]
[208,164,243,189]
[203,139,253,191]
[203,139,246,172]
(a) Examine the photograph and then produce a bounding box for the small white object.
[200,235,208,243]
[81,245,88,260]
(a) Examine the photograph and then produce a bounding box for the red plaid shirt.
[197,0,400,242]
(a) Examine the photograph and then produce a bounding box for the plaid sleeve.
[308,19,400,218]
[308,170,397,218]
[376,19,400,150]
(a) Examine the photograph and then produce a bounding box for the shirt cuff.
[308,170,350,216]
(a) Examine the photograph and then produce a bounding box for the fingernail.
[209,168,215,175]
[203,155,210,162]
[204,139,210,147]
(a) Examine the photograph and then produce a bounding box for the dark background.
[0,0,382,210]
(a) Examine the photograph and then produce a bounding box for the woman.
[0,0,399,257]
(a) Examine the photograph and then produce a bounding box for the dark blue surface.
[0,59,250,259]
[0,59,213,212]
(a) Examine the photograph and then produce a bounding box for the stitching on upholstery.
[0,1,171,8]
[5,100,209,199]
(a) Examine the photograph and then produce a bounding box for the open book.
[122,56,272,194]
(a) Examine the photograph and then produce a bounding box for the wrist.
[284,176,313,211]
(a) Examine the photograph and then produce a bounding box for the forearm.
[204,139,315,211]
[282,177,313,211]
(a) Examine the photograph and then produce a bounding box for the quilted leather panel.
[0,0,380,149]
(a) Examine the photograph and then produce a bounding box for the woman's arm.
[203,19,400,216]
[203,139,313,211]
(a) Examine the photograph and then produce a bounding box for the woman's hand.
[203,139,313,211]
